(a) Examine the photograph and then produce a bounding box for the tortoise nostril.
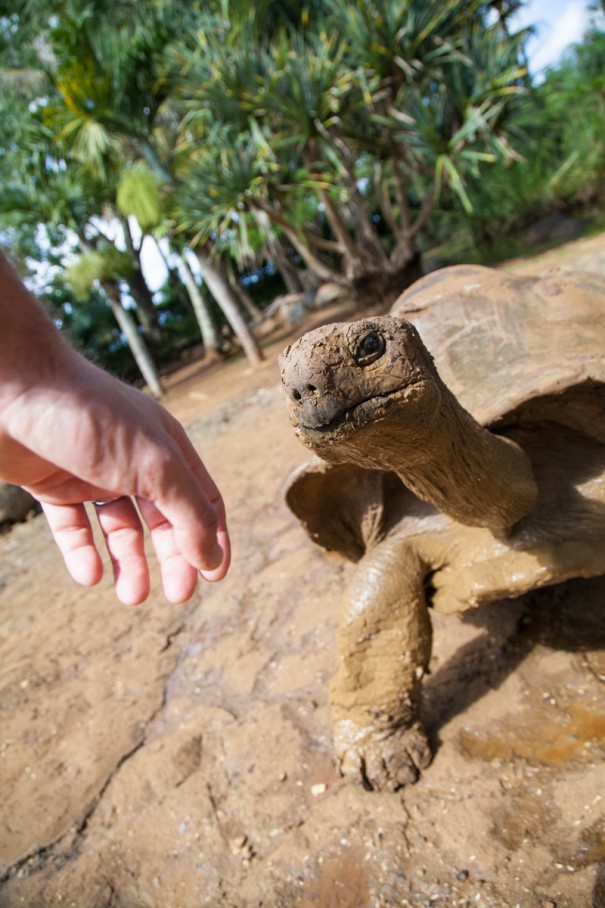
[291,384,318,402]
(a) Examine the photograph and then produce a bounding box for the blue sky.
[511,0,604,76]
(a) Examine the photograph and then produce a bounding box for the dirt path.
[1,235,604,907]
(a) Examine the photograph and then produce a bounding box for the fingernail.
[202,542,224,571]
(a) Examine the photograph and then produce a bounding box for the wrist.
[0,252,82,409]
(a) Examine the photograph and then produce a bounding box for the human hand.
[0,354,230,605]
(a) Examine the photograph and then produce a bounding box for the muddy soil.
[1,235,604,908]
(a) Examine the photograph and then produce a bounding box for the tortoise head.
[280,315,538,530]
[279,316,443,469]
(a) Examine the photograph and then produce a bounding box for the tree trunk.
[254,201,341,285]
[350,254,424,309]
[175,252,221,353]
[102,281,164,398]
[127,269,161,338]
[195,248,264,366]
[233,280,263,323]
[120,217,161,339]
[268,236,306,294]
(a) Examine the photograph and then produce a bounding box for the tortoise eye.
[355,331,385,366]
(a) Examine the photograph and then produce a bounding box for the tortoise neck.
[400,387,538,528]
[338,383,538,530]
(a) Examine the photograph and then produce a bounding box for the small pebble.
[229,836,247,855]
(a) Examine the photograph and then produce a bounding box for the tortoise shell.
[391,265,605,440]
[283,265,605,562]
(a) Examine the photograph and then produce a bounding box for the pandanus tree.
[68,242,166,396]
[116,162,223,356]
[174,0,531,305]
[4,0,265,366]
[0,60,167,392]
[48,0,264,364]
[118,160,265,364]
[7,157,168,393]
[3,0,539,337]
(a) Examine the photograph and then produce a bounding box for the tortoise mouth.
[296,389,403,440]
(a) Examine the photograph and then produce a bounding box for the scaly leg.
[330,539,433,791]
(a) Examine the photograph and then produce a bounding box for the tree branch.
[408,187,435,240]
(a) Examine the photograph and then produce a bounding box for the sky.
[511,0,604,77]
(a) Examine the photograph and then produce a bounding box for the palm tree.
[194,245,264,365]
[0,62,167,392]
[5,0,540,327]
[5,0,267,367]
[116,162,221,353]
[174,0,531,305]
[68,246,164,396]
[117,161,264,362]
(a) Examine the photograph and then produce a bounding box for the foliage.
[117,165,163,231]
[169,0,535,302]
[0,0,603,370]
[447,24,605,257]
[67,245,133,299]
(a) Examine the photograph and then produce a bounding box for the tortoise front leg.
[330,539,433,791]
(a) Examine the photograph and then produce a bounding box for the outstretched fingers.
[41,425,231,605]
[93,497,151,605]
[42,499,150,604]
[190,460,230,581]
[42,502,104,588]
[168,482,230,584]
[137,497,199,603]
[150,441,231,583]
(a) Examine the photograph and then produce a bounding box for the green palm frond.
[172,127,273,252]
[261,30,351,141]
[68,245,133,300]
[117,164,163,231]
[323,0,480,83]
[0,67,49,93]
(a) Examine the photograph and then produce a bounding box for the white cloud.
[511,0,603,76]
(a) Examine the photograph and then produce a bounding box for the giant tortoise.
[279,264,605,791]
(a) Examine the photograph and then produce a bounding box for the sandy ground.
[1,235,604,908]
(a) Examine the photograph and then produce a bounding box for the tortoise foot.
[335,719,432,792]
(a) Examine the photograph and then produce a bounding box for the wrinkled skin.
[281,316,538,529]
[280,266,605,791]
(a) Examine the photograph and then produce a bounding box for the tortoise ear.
[284,460,398,562]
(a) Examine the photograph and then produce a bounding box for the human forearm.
[0,249,230,603]
[0,251,77,402]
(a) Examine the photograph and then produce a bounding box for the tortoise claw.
[335,720,432,792]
